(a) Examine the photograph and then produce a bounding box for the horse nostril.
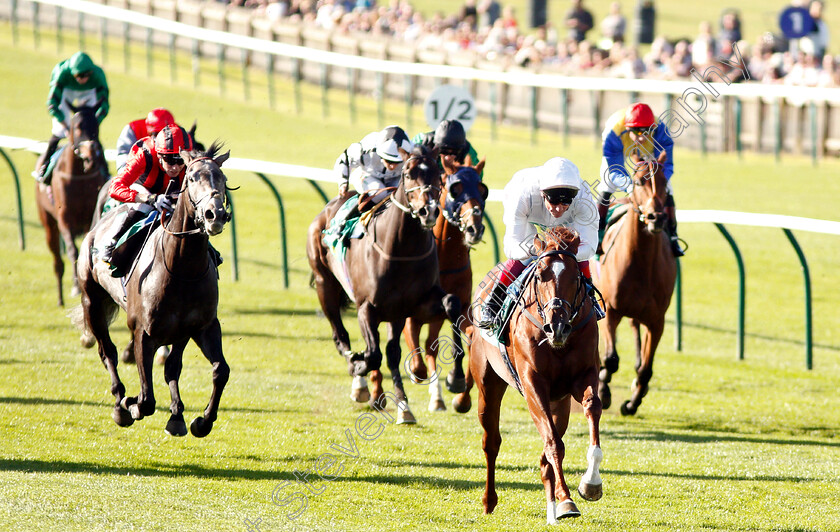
[465,225,475,235]
[418,207,428,218]
[205,209,216,221]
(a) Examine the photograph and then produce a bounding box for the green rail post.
[307,179,330,204]
[191,39,200,88]
[100,16,107,65]
[168,33,176,84]
[320,63,328,118]
[0,148,25,250]
[123,21,130,73]
[530,86,538,145]
[774,99,782,162]
[266,55,275,109]
[675,258,682,351]
[734,97,742,158]
[376,72,385,125]
[482,212,500,264]
[630,91,639,104]
[77,7,85,51]
[146,27,153,78]
[217,44,226,97]
[809,102,818,167]
[561,88,569,148]
[255,173,289,288]
[241,49,250,101]
[56,5,63,54]
[225,190,238,281]
[714,223,745,361]
[11,0,18,44]
[782,229,813,370]
[292,57,301,114]
[489,83,498,141]
[347,67,357,123]
[32,1,40,48]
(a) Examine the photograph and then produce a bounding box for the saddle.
[322,188,395,260]
[598,199,631,246]
[106,210,159,277]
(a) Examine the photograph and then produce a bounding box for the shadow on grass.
[673,319,840,352]
[608,427,840,448]
[0,395,298,415]
[231,307,322,317]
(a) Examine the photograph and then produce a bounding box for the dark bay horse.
[306,146,460,425]
[403,158,487,413]
[35,102,108,306]
[455,228,603,523]
[71,143,232,437]
[595,150,677,416]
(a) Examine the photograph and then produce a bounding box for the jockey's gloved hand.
[149,194,174,213]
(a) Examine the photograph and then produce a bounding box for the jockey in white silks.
[334,125,414,205]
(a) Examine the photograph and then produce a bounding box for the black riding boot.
[35,136,62,184]
[98,209,141,266]
[584,277,606,320]
[597,191,612,254]
[665,194,685,257]
[476,279,509,329]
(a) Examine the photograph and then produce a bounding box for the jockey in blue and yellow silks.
[597,103,684,257]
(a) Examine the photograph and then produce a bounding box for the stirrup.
[671,236,687,257]
[592,297,606,321]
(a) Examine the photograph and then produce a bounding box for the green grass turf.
[1,23,839,532]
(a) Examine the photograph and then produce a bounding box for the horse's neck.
[373,194,428,254]
[624,210,665,263]
[162,203,210,276]
[434,217,469,269]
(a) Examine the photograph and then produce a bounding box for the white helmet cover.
[539,157,582,191]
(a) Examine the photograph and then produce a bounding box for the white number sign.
[424,85,476,132]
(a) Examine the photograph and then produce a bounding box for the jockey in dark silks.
[413,119,482,178]
[35,51,109,184]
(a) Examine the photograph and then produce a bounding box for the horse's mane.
[535,227,581,255]
[198,140,224,160]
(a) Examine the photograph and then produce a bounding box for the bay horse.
[35,102,109,306]
[306,146,460,425]
[454,227,603,523]
[71,143,232,437]
[403,157,488,413]
[595,150,677,416]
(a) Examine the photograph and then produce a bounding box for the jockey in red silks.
[598,102,683,256]
[114,108,176,172]
[96,124,194,267]
[477,157,604,330]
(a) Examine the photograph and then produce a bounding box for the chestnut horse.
[595,150,677,415]
[71,143,232,437]
[403,158,487,413]
[35,102,108,306]
[455,227,603,523]
[307,146,459,425]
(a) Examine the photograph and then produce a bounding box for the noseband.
[389,155,440,219]
[162,157,230,236]
[630,160,665,223]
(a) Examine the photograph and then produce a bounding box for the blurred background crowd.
[210,0,838,87]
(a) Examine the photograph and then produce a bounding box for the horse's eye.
[450,183,463,198]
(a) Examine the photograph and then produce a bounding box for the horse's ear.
[475,158,486,175]
[657,149,668,164]
[214,150,231,168]
[180,149,194,165]
[68,101,80,114]
[478,182,489,201]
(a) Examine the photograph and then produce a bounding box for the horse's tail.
[67,303,118,349]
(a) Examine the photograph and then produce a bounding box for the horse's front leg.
[571,367,603,502]
[59,228,81,298]
[598,308,622,410]
[473,341,507,515]
[621,318,663,416]
[423,319,446,412]
[190,318,230,437]
[387,320,415,425]
[356,302,384,409]
[522,374,578,523]
[121,330,157,421]
[38,207,65,306]
[444,312,469,394]
[402,317,428,382]
[163,338,190,437]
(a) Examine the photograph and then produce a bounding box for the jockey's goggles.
[160,154,184,166]
[542,187,577,206]
[628,126,653,135]
[439,147,460,156]
[74,71,92,79]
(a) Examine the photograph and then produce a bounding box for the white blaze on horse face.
[551,260,566,281]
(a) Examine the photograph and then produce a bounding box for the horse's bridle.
[389,155,440,219]
[520,249,588,344]
[162,157,231,237]
[629,159,665,223]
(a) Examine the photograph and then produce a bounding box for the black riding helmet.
[433,119,467,155]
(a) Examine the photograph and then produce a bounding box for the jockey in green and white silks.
[35,51,109,183]
[334,125,414,204]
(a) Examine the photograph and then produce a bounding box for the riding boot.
[585,278,606,320]
[476,279,509,329]
[596,192,612,255]
[664,194,685,257]
[97,209,138,266]
[34,136,62,184]
[208,243,224,267]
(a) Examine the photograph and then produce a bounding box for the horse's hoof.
[396,408,417,425]
[428,398,446,412]
[350,386,370,403]
[112,406,134,427]
[452,394,472,414]
[190,416,213,438]
[165,414,188,437]
[445,373,466,394]
[120,346,135,364]
[409,360,428,382]
[120,396,136,410]
[578,482,603,501]
[80,333,95,349]
[555,499,581,519]
[620,400,637,416]
[155,346,170,366]
[599,384,612,410]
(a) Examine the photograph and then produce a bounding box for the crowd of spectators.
[216,0,839,88]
